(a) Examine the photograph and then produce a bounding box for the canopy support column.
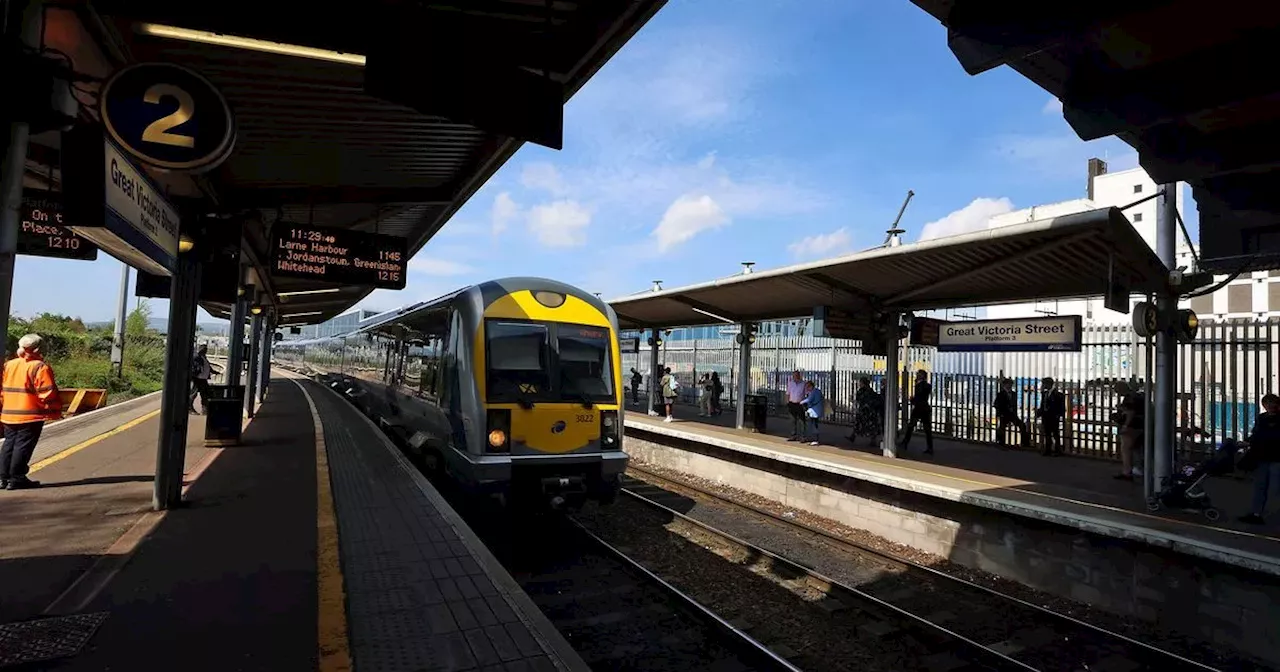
[153,242,202,511]
[258,315,273,403]
[734,325,752,430]
[647,332,660,416]
[245,313,262,418]
[882,313,900,458]
[1152,184,1178,493]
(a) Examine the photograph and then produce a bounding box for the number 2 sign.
[100,63,236,173]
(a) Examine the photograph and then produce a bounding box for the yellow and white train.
[277,278,627,508]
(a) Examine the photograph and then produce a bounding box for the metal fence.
[622,319,1280,463]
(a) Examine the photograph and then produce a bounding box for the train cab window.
[486,321,551,401]
[558,325,614,402]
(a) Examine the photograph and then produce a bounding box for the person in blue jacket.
[800,380,825,446]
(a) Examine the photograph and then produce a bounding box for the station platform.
[625,409,1280,573]
[0,373,587,671]
[623,408,1280,665]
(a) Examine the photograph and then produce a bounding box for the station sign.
[936,316,1083,353]
[19,190,98,261]
[811,306,860,340]
[268,222,408,290]
[909,317,942,347]
[62,127,180,276]
[100,63,236,173]
[619,336,640,354]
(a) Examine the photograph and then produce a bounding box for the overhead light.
[178,234,195,254]
[278,288,343,298]
[250,305,264,315]
[137,23,367,66]
[691,307,736,325]
[282,311,323,319]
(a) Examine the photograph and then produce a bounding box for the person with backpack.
[660,367,678,422]
[1114,380,1146,481]
[1239,393,1280,524]
[629,368,642,405]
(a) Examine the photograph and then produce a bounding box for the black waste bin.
[744,394,768,433]
[204,384,245,446]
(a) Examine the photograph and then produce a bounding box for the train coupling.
[540,476,587,511]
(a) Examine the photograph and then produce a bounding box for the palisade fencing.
[622,319,1280,463]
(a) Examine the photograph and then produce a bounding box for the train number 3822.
[575,414,595,423]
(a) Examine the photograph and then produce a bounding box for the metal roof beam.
[226,185,454,208]
[801,271,878,306]
[1062,31,1280,142]
[940,0,1167,76]
[1134,122,1280,184]
[885,231,1097,307]
[671,296,744,324]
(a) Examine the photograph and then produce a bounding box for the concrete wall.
[625,429,1280,666]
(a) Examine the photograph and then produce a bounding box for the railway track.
[624,465,1223,672]
[453,495,800,671]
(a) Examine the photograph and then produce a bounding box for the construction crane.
[883,190,915,247]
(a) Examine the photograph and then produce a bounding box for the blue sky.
[16,1,1163,325]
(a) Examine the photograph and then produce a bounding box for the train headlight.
[486,409,511,453]
[488,429,507,448]
[600,410,621,450]
[603,414,616,429]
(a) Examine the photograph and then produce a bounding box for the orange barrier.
[55,388,108,418]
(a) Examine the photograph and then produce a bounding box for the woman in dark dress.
[848,377,883,447]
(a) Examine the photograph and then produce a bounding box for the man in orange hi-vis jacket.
[0,334,62,490]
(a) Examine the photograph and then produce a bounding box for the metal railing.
[622,319,1280,463]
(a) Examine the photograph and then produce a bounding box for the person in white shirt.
[786,370,807,442]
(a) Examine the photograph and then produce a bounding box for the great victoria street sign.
[62,126,180,276]
[936,316,1083,353]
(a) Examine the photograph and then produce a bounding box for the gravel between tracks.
[574,496,974,671]
[624,459,1253,671]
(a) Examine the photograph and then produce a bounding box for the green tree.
[125,300,152,337]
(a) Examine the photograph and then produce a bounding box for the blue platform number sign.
[100,63,236,173]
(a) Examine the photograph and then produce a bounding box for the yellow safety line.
[640,418,1280,544]
[29,409,162,474]
[294,379,353,672]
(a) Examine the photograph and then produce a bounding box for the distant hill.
[85,318,228,335]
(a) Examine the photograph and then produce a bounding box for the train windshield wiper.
[571,393,594,410]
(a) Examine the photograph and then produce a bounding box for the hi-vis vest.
[1,355,61,425]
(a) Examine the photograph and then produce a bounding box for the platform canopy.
[35,1,665,323]
[908,0,1280,273]
[609,207,1168,333]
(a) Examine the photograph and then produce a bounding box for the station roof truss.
[608,207,1168,336]
[909,0,1280,273]
[71,0,665,324]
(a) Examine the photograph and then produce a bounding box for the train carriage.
[278,278,627,508]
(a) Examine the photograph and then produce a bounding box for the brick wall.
[625,429,1280,666]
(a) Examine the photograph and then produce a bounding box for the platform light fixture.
[177,234,196,253]
[277,288,343,298]
[136,23,367,66]
[282,311,323,319]
[250,305,264,315]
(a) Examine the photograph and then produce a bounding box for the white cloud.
[528,200,592,248]
[491,192,519,234]
[408,256,472,275]
[918,197,1015,241]
[1042,97,1063,115]
[519,162,567,196]
[788,227,853,259]
[653,194,729,252]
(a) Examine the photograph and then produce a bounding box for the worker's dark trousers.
[0,422,44,481]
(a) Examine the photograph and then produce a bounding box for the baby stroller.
[1145,438,1242,521]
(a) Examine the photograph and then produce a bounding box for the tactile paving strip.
[0,612,108,667]
[311,385,558,672]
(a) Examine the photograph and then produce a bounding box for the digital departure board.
[19,192,98,261]
[269,222,407,290]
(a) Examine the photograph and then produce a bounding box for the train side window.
[439,310,460,406]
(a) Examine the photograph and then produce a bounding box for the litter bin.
[204,384,245,446]
[744,394,768,434]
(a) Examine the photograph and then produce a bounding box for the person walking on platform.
[660,367,678,422]
[1037,377,1067,456]
[899,370,934,455]
[994,378,1029,450]
[848,377,882,447]
[189,343,220,415]
[710,372,724,416]
[698,373,714,417]
[1239,394,1280,524]
[630,368,642,405]
[786,370,808,442]
[800,380,825,446]
[1113,381,1146,481]
[0,334,62,490]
